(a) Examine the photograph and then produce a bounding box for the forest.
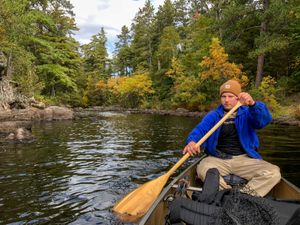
[0,0,299,118]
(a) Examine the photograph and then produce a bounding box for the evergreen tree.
[216,0,293,87]
[157,26,180,69]
[0,0,45,99]
[82,27,109,80]
[27,0,81,97]
[152,0,176,55]
[81,28,110,106]
[174,0,190,39]
[131,0,155,70]
[114,25,133,76]
[181,14,215,76]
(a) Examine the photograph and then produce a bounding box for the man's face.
[220,92,239,110]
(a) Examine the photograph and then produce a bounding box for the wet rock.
[38,106,73,121]
[0,121,32,134]
[0,106,74,141]
[0,106,74,122]
[5,127,33,141]
[175,108,189,113]
[30,101,46,109]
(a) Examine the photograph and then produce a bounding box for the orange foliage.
[200,37,248,87]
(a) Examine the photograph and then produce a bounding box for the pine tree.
[131,0,155,70]
[82,28,109,80]
[174,0,190,39]
[215,0,293,87]
[114,25,133,76]
[26,0,82,97]
[157,26,180,69]
[152,0,176,56]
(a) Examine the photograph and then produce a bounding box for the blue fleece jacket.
[186,101,272,159]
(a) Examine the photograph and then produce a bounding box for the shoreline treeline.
[0,0,299,117]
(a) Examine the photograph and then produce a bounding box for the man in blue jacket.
[183,79,281,196]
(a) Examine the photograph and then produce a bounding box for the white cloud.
[69,0,165,55]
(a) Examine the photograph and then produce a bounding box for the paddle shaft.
[166,101,242,177]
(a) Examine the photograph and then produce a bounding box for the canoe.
[138,155,300,225]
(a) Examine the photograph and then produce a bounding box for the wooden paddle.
[113,101,242,218]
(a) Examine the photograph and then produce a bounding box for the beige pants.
[197,154,281,197]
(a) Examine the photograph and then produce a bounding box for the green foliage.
[287,57,300,94]
[166,58,205,110]
[82,28,109,79]
[0,0,82,101]
[157,26,180,69]
[1,0,299,113]
[12,51,45,96]
[249,34,289,59]
[131,0,155,70]
[37,64,77,91]
[181,14,214,76]
[249,76,280,112]
[114,25,133,76]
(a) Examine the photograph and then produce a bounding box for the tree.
[215,0,292,87]
[174,0,190,39]
[181,14,214,76]
[82,28,109,80]
[152,0,176,56]
[114,25,133,76]
[166,57,205,110]
[255,0,268,87]
[131,0,155,70]
[26,0,82,97]
[157,26,180,69]
[200,38,248,81]
[199,37,249,101]
[81,28,110,105]
[104,72,154,107]
[0,0,43,105]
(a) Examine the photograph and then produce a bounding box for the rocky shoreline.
[1,105,299,142]
[73,106,300,127]
[0,106,73,142]
[73,106,206,118]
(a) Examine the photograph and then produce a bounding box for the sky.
[69,0,165,55]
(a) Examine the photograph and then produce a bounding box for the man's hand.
[238,92,255,106]
[183,141,200,156]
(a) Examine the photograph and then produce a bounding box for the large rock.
[0,121,33,142]
[0,106,74,141]
[5,127,34,142]
[0,121,32,134]
[38,106,74,121]
[0,106,74,122]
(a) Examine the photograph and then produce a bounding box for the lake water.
[0,112,299,224]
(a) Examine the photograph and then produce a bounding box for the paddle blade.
[113,174,169,217]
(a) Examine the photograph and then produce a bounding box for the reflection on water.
[0,112,299,224]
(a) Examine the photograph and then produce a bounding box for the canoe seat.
[223,174,248,187]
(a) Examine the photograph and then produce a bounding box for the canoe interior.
[139,156,300,225]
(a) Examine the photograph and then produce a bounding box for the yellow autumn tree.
[200,37,248,86]
[104,72,154,107]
